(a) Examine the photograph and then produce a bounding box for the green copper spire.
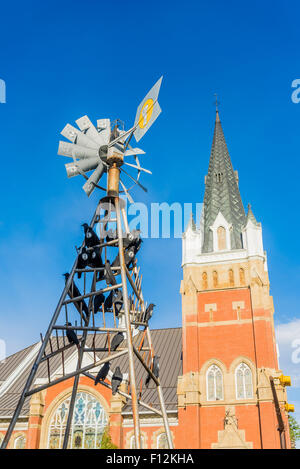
[202,110,246,252]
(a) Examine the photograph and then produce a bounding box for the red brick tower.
[178,110,292,449]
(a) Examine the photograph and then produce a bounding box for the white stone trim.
[182,209,266,267]
[0,422,28,431]
[205,303,217,312]
[182,252,265,268]
[232,301,245,310]
[123,421,178,428]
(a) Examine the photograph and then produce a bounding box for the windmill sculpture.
[1,77,174,450]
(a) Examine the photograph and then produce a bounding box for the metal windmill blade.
[57,76,163,201]
[58,116,111,197]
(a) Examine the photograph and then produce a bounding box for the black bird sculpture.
[104,261,117,286]
[144,303,156,323]
[93,292,105,314]
[105,229,140,248]
[82,223,100,248]
[66,322,80,349]
[110,331,124,351]
[123,230,141,249]
[112,237,142,269]
[145,355,160,388]
[111,366,123,395]
[77,246,89,278]
[94,361,110,385]
[105,229,117,243]
[89,246,104,269]
[63,273,89,319]
[112,290,123,317]
[104,291,114,310]
[111,246,133,269]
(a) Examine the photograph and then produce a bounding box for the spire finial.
[214,94,220,122]
[214,93,219,112]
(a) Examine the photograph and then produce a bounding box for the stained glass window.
[14,435,26,449]
[235,363,253,399]
[207,364,223,401]
[47,392,108,449]
[157,432,168,449]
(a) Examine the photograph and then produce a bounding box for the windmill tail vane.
[1,76,174,451]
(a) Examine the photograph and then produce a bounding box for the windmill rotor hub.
[107,147,124,167]
[98,145,108,160]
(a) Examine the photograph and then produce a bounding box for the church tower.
[178,109,292,449]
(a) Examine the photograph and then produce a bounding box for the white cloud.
[276,320,300,388]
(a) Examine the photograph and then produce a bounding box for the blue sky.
[0,0,299,427]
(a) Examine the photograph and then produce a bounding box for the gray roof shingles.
[0,328,182,417]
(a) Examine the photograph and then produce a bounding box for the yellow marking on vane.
[138,98,154,128]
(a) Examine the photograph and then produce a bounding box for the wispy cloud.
[275,319,300,434]
[276,319,300,388]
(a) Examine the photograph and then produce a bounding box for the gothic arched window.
[157,432,168,449]
[47,392,108,449]
[217,226,227,250]
[207,364,223,401]
[130,435,145,449]
[202,272,208,290]
[213,271,218,288]
[239,268,245,286]
[229,269,234,287]
[235,363,253,399]
[14,435,26,449]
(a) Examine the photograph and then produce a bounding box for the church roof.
[0,328,182,417]
[202,110,246,252]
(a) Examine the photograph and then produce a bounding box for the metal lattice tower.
[1,77,173,450]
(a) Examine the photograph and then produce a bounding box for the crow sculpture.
[111,366,123,395]
[94,362,110,385]
[110,332,124,351]
[82,223,100,248]
[145,355,160,388]
[63,273,89,319]
[66,322,80,349]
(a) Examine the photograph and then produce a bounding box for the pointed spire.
[202,111,246,252]
[246,204,260,226]
[185,212,196,232]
